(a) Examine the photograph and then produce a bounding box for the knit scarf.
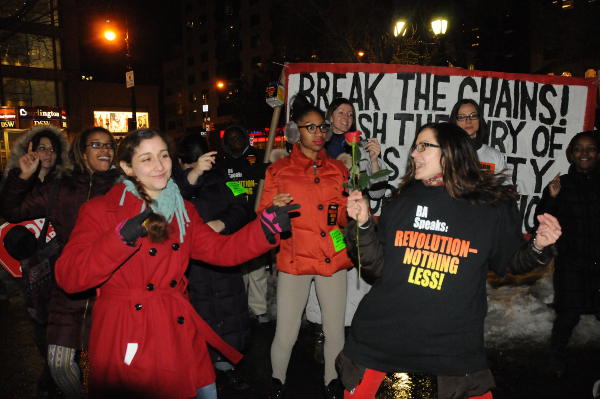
[119,178,190,243]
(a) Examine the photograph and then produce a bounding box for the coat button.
[317,204,324,210]
[314,177,320,184]
[177,316,185,324]
[325,258,331,263]
[172,243,180,251]
[149,248,157,256]
[146,283,154,291]
[320,232,326,237]
[135,304,142,311]
[170,280,177,288]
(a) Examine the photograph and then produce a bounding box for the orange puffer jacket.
[259,144,351,276]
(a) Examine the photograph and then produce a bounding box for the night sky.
[77,0,181,85]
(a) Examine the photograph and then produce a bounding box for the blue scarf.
[119,178,190,243]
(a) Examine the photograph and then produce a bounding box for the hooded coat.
[0,132,119,348]
[2,125,72,183]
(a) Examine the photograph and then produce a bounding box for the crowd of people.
[0,92,595,399]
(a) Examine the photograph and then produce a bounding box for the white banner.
[285,63,597,231]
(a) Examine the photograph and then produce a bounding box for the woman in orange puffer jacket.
[259,95,351,399]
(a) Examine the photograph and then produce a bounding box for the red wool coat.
[55,183,275,399]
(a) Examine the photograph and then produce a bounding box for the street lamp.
[431,18,448,36]
[103,19,137,131]
[393,20,407,37]
[216,80,226,90]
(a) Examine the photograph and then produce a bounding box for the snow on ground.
[485,267,600,348]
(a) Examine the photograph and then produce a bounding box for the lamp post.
[104,19,137,131]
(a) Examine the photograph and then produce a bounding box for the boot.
[322,378,343,399]
[268,377,286,399]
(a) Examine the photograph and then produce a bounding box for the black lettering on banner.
[532,125,550,157]
[299,73,315,103]
[416,113,435,131]
[480,78,499,117]
[559,86,569,126]
[370,198,383,215]
[358,114,372,140]
[349,73,364,111]
[518,194,541,233]
[507,120,526,154]
[506,156,526,185]
[489,120,508,152]
[520,81,539,121]
[494,80,512,118]
[538,84,558,125]
[432,75,450,112]
[414,74,431,110]
[396,73,415,111]
[531,158,555,193]
[383,146,401,181]
[333,73,347,99]
[436,114,449,123]
[512,80,521,118]
[549,126,566,158]
[365,73,384,111]
[393,113,414,145]
[316,73,331,109]
[458,77,478,100]
[372,112,387,143]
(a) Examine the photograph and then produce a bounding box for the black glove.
[119,208,152,246]
[260,204,301,244]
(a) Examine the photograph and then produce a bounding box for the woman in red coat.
[55,129,296,399]
[260,96,351,399]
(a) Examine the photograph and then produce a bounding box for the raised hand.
[187,151,218,184]
[548,173,561,198]
[347,190,369,225]
[533,213,562,249]
[364,138,381,172]
[18,142,40,180]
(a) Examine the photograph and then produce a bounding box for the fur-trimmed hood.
[3,125,72,179]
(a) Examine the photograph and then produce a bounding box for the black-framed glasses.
[456,113,479,122]
[35,146,55,153]
[86,141,115,150]
[297,123,330,134]
[412,142,441,152]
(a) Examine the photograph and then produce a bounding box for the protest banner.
[285,63,597,231]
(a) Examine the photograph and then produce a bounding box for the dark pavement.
[1,294,598,399]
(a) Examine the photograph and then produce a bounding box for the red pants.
[343,369,493,399]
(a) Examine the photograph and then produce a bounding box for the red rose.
[345,131,361,146]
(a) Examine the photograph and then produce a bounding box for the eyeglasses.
[297,123,330,135]
[456,113,479,122]
[412,142,441,152]
[35,146,55,153]
[86,142,115,150]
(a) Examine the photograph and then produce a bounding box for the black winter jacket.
[174,167,253,355]
[536,166,600,313]
[0,167,119,348]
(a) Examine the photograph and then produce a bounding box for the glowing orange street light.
[104,29,117,41]
[357,50,365,58]
[216,80,225,90]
